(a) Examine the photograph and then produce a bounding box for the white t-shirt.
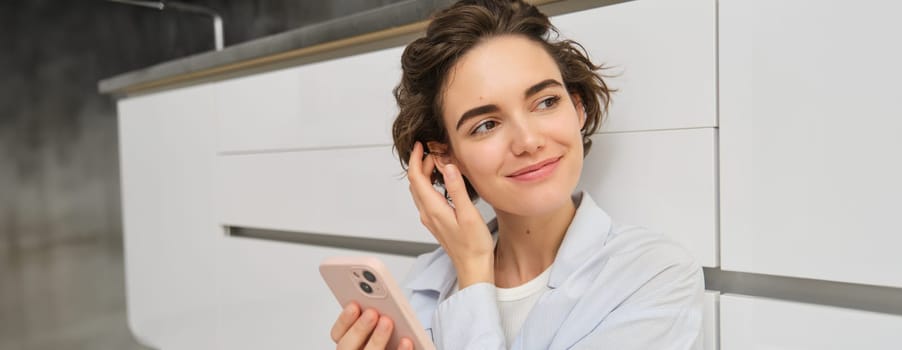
[449,265,553,347]
[495,266,553,347]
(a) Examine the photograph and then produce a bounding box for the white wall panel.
[216,146,437,244]
[719,0,902,287]
[117,84,221,349]
[720,294,902,350]
[554,0,716,132]
[215,46,403,153]
[580,128,718,267]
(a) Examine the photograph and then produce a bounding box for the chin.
[487,183,577,217]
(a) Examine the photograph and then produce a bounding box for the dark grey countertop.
[98,0,625,95]
[98,0,454,95]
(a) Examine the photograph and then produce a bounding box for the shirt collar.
[547,192,612,288]
[403,191,612,293]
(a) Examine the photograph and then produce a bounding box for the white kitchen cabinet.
[720,294,902,350]
[214,46,404,154]
[216,146,435,244]
[117,84,222,348]
[719,0,902,287]
[555,0,717,132]
[581,128,718,267]
[215,0,718,156]
[119,83,418,348]
[213,239,416,350]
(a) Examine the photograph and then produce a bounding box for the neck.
[492,196,577,288]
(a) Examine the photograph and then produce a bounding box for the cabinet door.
[720,294,902,350]
[719,0,902,287]
[581,128,718,267]
[117,84,221,348]
[554,0,716,132]
[215,46,404,154]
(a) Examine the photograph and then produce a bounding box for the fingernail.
[344,304,356,316]
[377,317,390,331]
[363,309,377,323]
[444,164,457,178]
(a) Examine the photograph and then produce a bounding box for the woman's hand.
[330,302,413,350]
[407,142,495,288]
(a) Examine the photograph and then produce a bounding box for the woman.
[331,0,704,349]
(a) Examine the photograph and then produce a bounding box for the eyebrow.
[455,79,564,131]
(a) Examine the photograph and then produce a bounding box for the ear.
[571,93,587,129]
[426,141,454,169]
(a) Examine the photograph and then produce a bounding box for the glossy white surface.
[117,84,221,348]
[702,291,720,350]
[119,90,418,347]
[216,146,435,244]
[720,294,902,350]
[216,0,718,155]
[719,0,902,288]
[214,46,403,153]
[213,240,416,350]
[555,0,716,132]
[581,128,718,267]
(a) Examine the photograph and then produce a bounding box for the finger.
[441,164,480,220]
[406,142,433,209]
[411,154,440,212]
[396,338,413,350]
[336,308,379,350]
[363,316,394,350]
[406,142,425,184]
[421,152,436,182]
[330,303,361,343]
[408,145,456,215]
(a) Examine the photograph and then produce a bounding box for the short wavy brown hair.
[392,0,612,201]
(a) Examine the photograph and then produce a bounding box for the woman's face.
[436,35,585,217]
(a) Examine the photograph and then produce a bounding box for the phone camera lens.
[359,282,373,294]
[362,271,377,283]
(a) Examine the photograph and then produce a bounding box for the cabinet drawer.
[720,294,902,349]
[214,46,404,153]
[216,146,435,243]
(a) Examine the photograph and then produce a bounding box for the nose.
[509,116,544,156]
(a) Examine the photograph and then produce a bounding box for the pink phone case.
[319,256,435,350]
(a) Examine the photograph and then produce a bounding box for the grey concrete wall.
[0,1,404,348]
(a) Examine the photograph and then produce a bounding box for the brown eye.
[472,120,499,135]
[537,96,561,110]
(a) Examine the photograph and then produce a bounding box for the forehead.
[441,35,563,114]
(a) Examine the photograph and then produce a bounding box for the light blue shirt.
[403,192,705,349]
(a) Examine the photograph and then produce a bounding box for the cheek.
[454,142,505,183]
[546,112,584,144]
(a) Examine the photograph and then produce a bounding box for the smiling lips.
[507,156,562,182]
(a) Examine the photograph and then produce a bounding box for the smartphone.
[319,256,435,350]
